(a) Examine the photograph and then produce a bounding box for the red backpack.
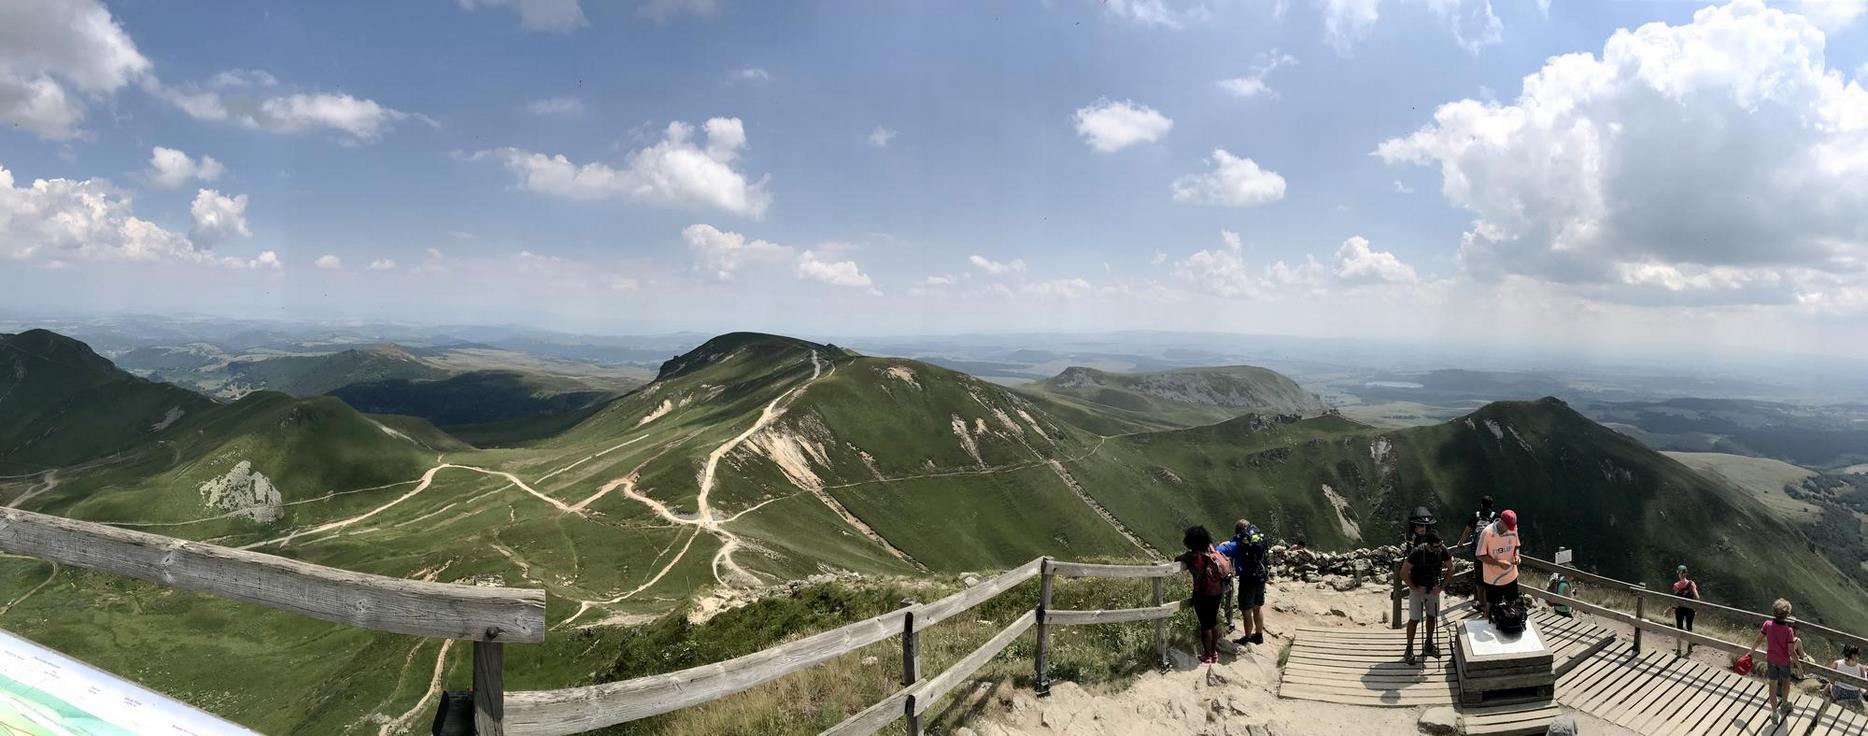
[1194,549,1233,596]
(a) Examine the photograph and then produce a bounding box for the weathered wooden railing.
[0,507,547,734]
[505,557,1187,736]
[1519,555,1868,695]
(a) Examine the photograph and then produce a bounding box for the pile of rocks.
[1265,545,1475,593]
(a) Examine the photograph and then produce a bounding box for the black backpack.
[1491,597,1529,635]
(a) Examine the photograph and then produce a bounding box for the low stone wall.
[1266,545,1477,595]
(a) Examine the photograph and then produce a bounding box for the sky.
[3,0,1868,359]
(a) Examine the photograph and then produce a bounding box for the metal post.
[472,641,504,736]
[1034,559,1052,697]
[1391,561,1405,630]
[903,610,921,736]
[1633,585,1645,655]
[1153,577,1169,672]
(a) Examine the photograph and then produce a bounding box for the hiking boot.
[1404,650,1417,666]
[1233,636,1252,646]
[1249,633,1265,645]
[1423,643,1440,658]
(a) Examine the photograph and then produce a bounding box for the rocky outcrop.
[1265,545,1476,594]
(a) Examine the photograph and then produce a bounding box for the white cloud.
[1073,99,1173,152]
[526,96,584,116]
[474,117,772,217]
[867,126,898,148]
[457,0,587,32]
[368,258,398,270]
[1333,236,1418,284]
[1377,0,1868,306]
[1022,278,1093,299]
[795,250,879,294]
[1171,149,1286,207]
[1319,0,1381,53]
[969,255,1027,275]
[1793,0,1868,30]
[1101,0,1213,29]
[0,0,151,139]
[315,254,342,270]
[682,223,792,280]
[146,147,223,189]
[189,189,251,243]
[1393,180,1413,194]
[1319,0,1501,55]
[1217,51,1298,99]
[209,69,278,88]
[161,85,417,143]
[0,164,277,269]
[609,275,641,291]
[924,275,957,286]
[1151,252,1167,265]
[730,68,771,84]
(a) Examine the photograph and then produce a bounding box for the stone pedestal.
[1453,619,1556,707]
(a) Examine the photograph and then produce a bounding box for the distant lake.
[1365,381,1425,389]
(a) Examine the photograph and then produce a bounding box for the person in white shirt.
[1829,645,1866,711]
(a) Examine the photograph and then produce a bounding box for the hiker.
[1177,525,1232,665]
[1476,509,1521,620]
[1400,530,1455,665]
[1217,519,1270,646]
[1672,564,1700,654]
[1746,599,1805,724]
[1828,645,1866,711]
[1544,573,1573,618]
[1456,495,1499,549]
[1404,506,1435,549]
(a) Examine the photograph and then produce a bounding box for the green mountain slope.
[0,330,216,472]
[330,369,621,445]
[1021,364,1328,433]
[223,344,448,397]
[5,330,1868,732]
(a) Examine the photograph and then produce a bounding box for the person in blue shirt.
[1216,518,1270,646]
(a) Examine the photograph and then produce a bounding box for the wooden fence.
[506,557,1187,736]
[0,507,546,734]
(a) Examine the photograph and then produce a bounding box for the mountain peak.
[656,332,845,381]
[2,329,119,375]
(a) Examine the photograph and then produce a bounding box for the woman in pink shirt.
[1747,599,1804,724]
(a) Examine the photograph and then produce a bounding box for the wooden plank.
[1046,560,1179,578]
[1613,656,1695,732]
[1571,651,1659,713]
[819,683,918,736]
[0,507,546,642]
[1276,683,1454,706]
[475,641,505,736]
[1689,668,1767,736]
[915,558,1043,628]
[913,610,1036,716]
[1048,600,1182,625]
[506,607,912,735]
[1647,660,1729,736]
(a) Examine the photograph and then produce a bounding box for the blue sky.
[3,0,1868,358]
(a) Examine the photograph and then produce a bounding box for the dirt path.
[0,562,58,616]
[377,639,455,736]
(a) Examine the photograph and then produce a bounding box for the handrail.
[1521,585,1868,692]
[0,507,545,642]
[1522,555,1868,655]
[507,556,1175,736]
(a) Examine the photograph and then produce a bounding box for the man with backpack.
[1177,526,1232,664]
[1400,530,1455,665]
[1217,518,1270,646]
[1477,509,1522,622]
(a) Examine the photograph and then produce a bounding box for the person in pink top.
[1747,599,1805,724]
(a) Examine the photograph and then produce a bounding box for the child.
[1747,599,1804,723]
[1830,645,1865,712]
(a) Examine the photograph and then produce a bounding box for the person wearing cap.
[1476,509,1522,618]
[1672,564,1700,654]
[1404,506,1435,550]
[1400,530,1454,665]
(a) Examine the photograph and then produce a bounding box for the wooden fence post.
[903,609,921,736]
[1633,585,1645,655]
[1034,559,1052,697]
[473,640,505,736]
[1391,561,1405,630]
[1153,577,1169,672]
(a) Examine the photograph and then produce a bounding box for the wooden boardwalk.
[1278,605,1868,736]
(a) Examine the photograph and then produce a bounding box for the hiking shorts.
[1191,593,1222,631]
[1482,579,1519,607]
[1409,588,1441,621]
[1238,577,1266,609]
[1767,662,1797,681]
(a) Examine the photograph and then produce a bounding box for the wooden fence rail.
[508,556,1181,736]
[0,507,548,734]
